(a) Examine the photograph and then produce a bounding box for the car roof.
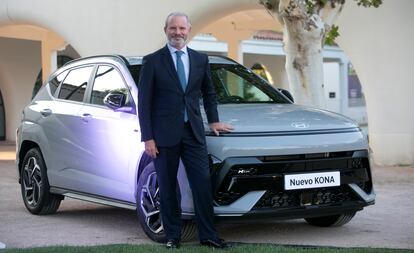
[63,54,237,69]
[125,55,237,66]
[55,54,237,82]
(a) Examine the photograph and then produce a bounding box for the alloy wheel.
[140,171,163,234]
[22,157,43,207]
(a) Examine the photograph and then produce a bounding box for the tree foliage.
[260,0,382,45]
[355,0,382,7]
[259,0,382,106]
[325,24,339,45]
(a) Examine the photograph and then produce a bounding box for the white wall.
[337,0,414,165]
[0,38,40,141]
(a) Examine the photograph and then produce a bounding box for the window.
[49,70,68,97]
[348,63,366,107]
[58,66,93,102]
[210,64,289,104]
[91,65,129,106]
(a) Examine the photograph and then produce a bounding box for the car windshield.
[210,64,290,104]
[128,62,291,104]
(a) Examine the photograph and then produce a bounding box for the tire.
[136,162,197,242]
[20,147,62,215]
[305,212,356,227]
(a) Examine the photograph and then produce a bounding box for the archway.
[190,9,368,131]
[0,24,80,141]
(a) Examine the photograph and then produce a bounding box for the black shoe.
[200,238,230,249]
[166,239,180,249]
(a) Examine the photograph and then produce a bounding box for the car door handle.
[40,109,52,117]
[81,113,92,122]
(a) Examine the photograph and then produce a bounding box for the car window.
[213,67,272,102]
[58,66,93,102]
[128,62,290,104]
[210,64,290,104]
[90,65,130,106]
[49,70,69,97]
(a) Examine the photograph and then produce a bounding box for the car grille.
[212,150,372,206]
[252,185,358,210]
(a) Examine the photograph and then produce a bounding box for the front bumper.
[208,149,375,219]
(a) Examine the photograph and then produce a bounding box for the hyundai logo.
[291,122,310,129]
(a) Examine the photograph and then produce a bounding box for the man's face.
[164,15,191,49]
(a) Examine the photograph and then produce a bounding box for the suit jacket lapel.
[161,45,183,93]
[187,48,196,93]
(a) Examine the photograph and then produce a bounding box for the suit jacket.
[138,45,219,147]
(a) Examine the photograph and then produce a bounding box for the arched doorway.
[0,24,80,141]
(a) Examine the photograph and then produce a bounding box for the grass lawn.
[1,244,413,253]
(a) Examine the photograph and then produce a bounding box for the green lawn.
[1,244,413,253]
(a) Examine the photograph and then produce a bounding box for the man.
[138,12,233,249]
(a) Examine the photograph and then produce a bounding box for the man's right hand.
[145,139,159,158]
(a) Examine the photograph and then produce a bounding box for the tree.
[259,0,381,107]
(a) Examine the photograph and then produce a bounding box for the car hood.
[203,104,358,133]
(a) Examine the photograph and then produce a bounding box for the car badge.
[291,122,310,129]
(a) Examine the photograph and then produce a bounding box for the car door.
[44,65,94,189]
[75,64,141,203]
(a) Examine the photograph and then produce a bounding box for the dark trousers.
[153,123,218,241]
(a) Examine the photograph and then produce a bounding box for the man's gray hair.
[164,12,191,28]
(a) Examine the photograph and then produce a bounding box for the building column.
[41,31,66,82]
[226,39,244,64]
[338,59,349,115]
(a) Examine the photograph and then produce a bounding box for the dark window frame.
[56,65,95,103]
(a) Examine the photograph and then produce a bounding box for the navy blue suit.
[138,45,219,241]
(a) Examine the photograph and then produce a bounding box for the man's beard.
[168,36,187,48]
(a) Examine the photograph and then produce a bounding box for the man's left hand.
[209,122,234,136]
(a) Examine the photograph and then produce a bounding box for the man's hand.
[208,122,234,136]
[145,139,159,158]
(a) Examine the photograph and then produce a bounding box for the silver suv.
[16,55,375,242]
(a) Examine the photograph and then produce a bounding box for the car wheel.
[20,147,63,215]
[305,212,356,227]
[136,162,197,242]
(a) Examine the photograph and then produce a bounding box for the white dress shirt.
[167,43,190,84]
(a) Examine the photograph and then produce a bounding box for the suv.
[16,55,375,242]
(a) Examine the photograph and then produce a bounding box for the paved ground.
[0,142,413,249]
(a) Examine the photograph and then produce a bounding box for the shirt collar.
[167,43,188,55]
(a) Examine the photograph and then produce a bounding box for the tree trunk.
[282,12,326,107]
[261,0,343,108]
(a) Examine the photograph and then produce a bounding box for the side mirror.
[103,91,134,113]
[278,88,294,103]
